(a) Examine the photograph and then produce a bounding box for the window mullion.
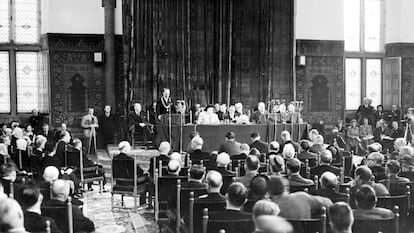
[360,0,365,53]
[9,49,17,115]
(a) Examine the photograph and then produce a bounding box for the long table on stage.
[154,123,309,152]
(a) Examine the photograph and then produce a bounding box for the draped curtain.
[122,0,293,112]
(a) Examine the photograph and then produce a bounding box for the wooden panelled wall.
[122,0,294,110]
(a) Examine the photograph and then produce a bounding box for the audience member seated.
[286,158,313,186]
[392,138,407,160]
[350,166,389,208]
[331,127,347,151]
[353,185,394,220]
[189,136,210,163]
[182,165,207,192]
[281,144,295,159]
[309,135,325,155]
[280,131,299,152]
[214,153,235,176]
[252,214,293,233]
[232,143,250,161]
[148,141,171,178]
[234,103,250,124]
[0,137,12,164]
[244,175,271,212]
[366,152,385,180]
[380,160,410,184]
[43,179,95,233]
[0,163,21,197]
[0,197,27,233]
[310,150,341,177]
[113,141,147,182]
[250,102,268,124]
[268,176,332,219]
[208,182,253,233]
[249,132,269,154]
[165,160,181,177]
[267,141,280,157]
[400,154,414,172]
[235,156,259,188]
[219,132,242,156]
[311,172,347,201]
[16,181,62,233]
[359,117,374,149]
[390,121,404,141]
[347,119,362,153]
[328,202,354,233]
[268,155,285,177]
[53,131,71,167]
[197,104,220,125]
[297,140,318,164]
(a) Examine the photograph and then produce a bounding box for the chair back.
[399,171,414,181]
[203,208,254,233]
[290,184,316,193]
[220,174,236,195]
[112,156,135,181]
[39,181,53,202]
[330,188,350,204]
[342,154,353,177]
[376,187,410,219]
[352,206,399,233]
[286,207,326,233]
[41,197,74,233]
[66,149,81,168]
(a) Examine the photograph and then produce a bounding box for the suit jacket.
[235,171,257,188]
[353,208,394,220]
[55,140,67,167]
[148,154,170,178]
[194,193,226,233]
[310,164,341,177]
[113,152,145,177]
[249,140,269,154]
[128,111,147,131]
[219,140,242,156]
[311,188,347,202]
[24,211,62,233]
[208,209,254,233]
[43,199,95,233]
[190,149,210,162]
[288,174,314,186]
[41,129,56,145]
[156,96,173,116]
[272,192,332,219]
[98,113,116,136]
[297,151,318,167]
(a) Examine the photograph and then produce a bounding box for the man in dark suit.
[279,131,300,152]
[16,181,62,233]
[208,182,254,233]
[128,103,152,145]
[189,136,210,162]
[43,179,95,233]
[310,150,341,178]
[98,105,117,148]
[156,88,174,120]
[194,171,226,232]
[219,132,242,156]
[114,141,146,179]
[297,140,318,167]
[182,165,208,192]
[0,162,22,197]
[249,132,269,154]
[311,171,347,202]
[148,141,171,178]
[214,152,235,176]
[28,108,44,134]
[40,123,55,145]
[235,156,259,188]
[286,158,314,186]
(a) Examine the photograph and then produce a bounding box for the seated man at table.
[250,102,268,124]
[310,150,341,178]
[208,182,253,233]
[197,104,220,125]
[189,136,210,163]
[249,132,269,154]
[234,103,250,124]
[219,132,242,156]
[286,158,314,186]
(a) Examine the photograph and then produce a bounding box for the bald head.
[206,170,223,192]
[118,141,131,154]
[167,159,181,175]
[240,143,250,154]
[169,152,182,162]
[51,180,70,201]
[190,136,203,150]
[43,166,60,182]
[355,166,372,182]
[159,141,171,155]
[269,141,280,152]
[320,150,333,164]
[281,131,291,142]
[320,171,338,189]
[216,152,230,167]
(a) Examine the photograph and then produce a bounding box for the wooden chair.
[45,220,51,233]
[352,206,399,233]
[202,208,254,233]
[39,181,54,202]
[299,159,311,179]
[193,196,226,233]
[66,149,104,191]
[111,156,147,211]
[41,197,74,233]
[330,187,350,204]
[0,179,14,198]
[286,207,327,233]
[376,187,410,222]
[220,174,236,195]
[290,177,318,193]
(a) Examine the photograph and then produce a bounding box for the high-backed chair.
[376,186,410,223]
[202,208,254,233]
[220,174,236,195]
[39,181,53,202]
[0,179,14,198]
[286,207,327,233]
[66,149,104,191]
[41,197,74,233]
[111,156,147,211]
[352,206,400,233]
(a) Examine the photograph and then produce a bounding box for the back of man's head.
[17,181,41,210]
[190,136,203,150]
[250,132,260,140]
[226,182,248,207]
[189,165,205,180]
[355,166,372,182]
[320,171,338,189]
[0,163,16,181]
[245,156,260,172]
[159,141,171,154]
[226,131,236,140]
[43,166,60,182]
[386,160,401,175]
[355,185,377,209]
[269,141,280,152]
[252,200,280,218]
[249,175,270,199]
[269,154,284,173]
[328,202,354,233]
[240,143,250,154]
[72,138,82,150]
[286,158,301,174]
[300,140,310,151]
[169,152,182,162]
[167,159,181,175]
[314,135,324,145]
[282,144,295,159]
[367,152,384,166]
[320,150,333,164]
[268,176,289,196]
[51,179,70,201]
[206,171,223,192]
[281,131,291,141]
[216,152,230,167]
[118,141,131,153]
[0,197,25,232]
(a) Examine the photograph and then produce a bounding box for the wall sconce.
[94,52,104,63]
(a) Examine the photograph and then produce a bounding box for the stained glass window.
[0,52,11,113]
[16,52,40,112]
[366,59,382,107]
[346,59,362,110]
[0,1,10,43]
[14,0,40,44]
[345,0,361,52]
[364,0,381,52]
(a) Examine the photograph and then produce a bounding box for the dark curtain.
[122,0,293,113]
